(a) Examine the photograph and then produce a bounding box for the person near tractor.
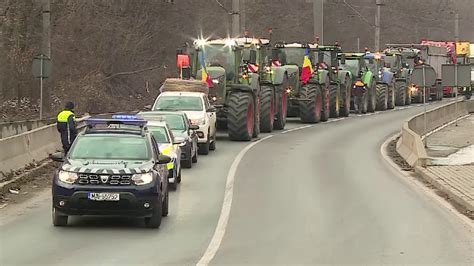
[56,101,78,154]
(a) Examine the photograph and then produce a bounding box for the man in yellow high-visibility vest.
[56,102,77,154]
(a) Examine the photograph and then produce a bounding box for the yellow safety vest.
[57,110,75,122]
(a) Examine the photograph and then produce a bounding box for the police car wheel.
[52,207,68,226]
[192,149,198,163]
[198,137,210,155]
[145,199,162,228]
[177,166,182,183]
[209,133,216,151]
[162,190,169,217]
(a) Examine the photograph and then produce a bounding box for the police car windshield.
[155,96,203,111]
[69,135,151,160]
[148,126,171,143]
[160,114,186,131]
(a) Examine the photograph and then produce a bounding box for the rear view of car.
[139,111,199,168]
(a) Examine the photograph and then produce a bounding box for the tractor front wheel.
[227,92,254,141]
[375,84,388,111]
[329,84,340,118]
[367,81,377,113]
[299,84,322,123]
[260,86,275,133]
[395,81,407,106]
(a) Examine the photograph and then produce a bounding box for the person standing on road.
[57,101,77,154]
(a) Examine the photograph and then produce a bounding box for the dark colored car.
[51,117,171,228]
[139,111,199,168]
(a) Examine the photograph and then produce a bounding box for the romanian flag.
[300,48,313,84]
[201,50,213,88]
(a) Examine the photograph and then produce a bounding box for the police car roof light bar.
[85,118,148,127]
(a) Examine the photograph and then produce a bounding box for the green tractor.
[312,45,353,117]
[178,38,262,141]
[363,52,395,111]
[235,37,298,132]
[275,42,332,123]
[383,49,412,106]
[339,53,376,114]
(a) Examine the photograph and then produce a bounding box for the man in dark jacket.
[57,102,77,154]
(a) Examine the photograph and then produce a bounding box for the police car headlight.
[132,172,153,185]
[58,171,78,184]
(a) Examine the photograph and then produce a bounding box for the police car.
[145,120,182,189]
[51,116,171,228]
[139,111,199,169]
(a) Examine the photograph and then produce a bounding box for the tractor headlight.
[132,172,153,185]
[58,171,78,184]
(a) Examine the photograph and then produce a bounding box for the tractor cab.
[339,53,367,79]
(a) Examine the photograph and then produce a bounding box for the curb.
[380,133,474,229]
[414,166,474,212]
[0,159,52,190]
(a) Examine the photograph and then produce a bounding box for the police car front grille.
[77,174,132,185]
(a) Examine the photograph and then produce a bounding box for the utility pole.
[454,12,459,126]
[375,0,383,51]
[307,0,323,44]
[231,0,240,37]
[240,0,245,34]
[0,5,5,98]
[41,0,51,117]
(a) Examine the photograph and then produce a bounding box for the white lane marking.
[196,135,274,266]
[380,134,473,230]
[281,125,312,134]
[326,117,345,123]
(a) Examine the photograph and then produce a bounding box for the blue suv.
[51,116,171,228]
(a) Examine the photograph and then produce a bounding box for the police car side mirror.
[143,105,152,111]
[207,106,216,112]
[189,125,199,130]
[50,152,64,162]
[157,154,172,164]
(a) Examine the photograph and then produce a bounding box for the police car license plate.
[88,192,120,201]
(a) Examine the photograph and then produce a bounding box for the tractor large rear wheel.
[299,84,322,123]
[339,77,351,117]
[227,92,254,141]
[375,84,388,111]
[260,86,275,133]
[329,84,340,118]
[274,76,289,130]
[367,81,377,113]
[395,81,407,106]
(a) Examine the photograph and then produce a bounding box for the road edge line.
[196,135,274,266]
[380,133,474,230]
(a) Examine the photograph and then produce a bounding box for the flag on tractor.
[201,51,213,88]
[300,48,313,84]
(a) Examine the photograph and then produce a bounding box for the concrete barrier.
[0,119,56,139]
[0,117,88,180]
[396,99,474,167]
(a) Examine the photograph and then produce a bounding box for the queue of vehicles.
[49,35,471,229]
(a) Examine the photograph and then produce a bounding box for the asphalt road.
[1,101,472,265]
